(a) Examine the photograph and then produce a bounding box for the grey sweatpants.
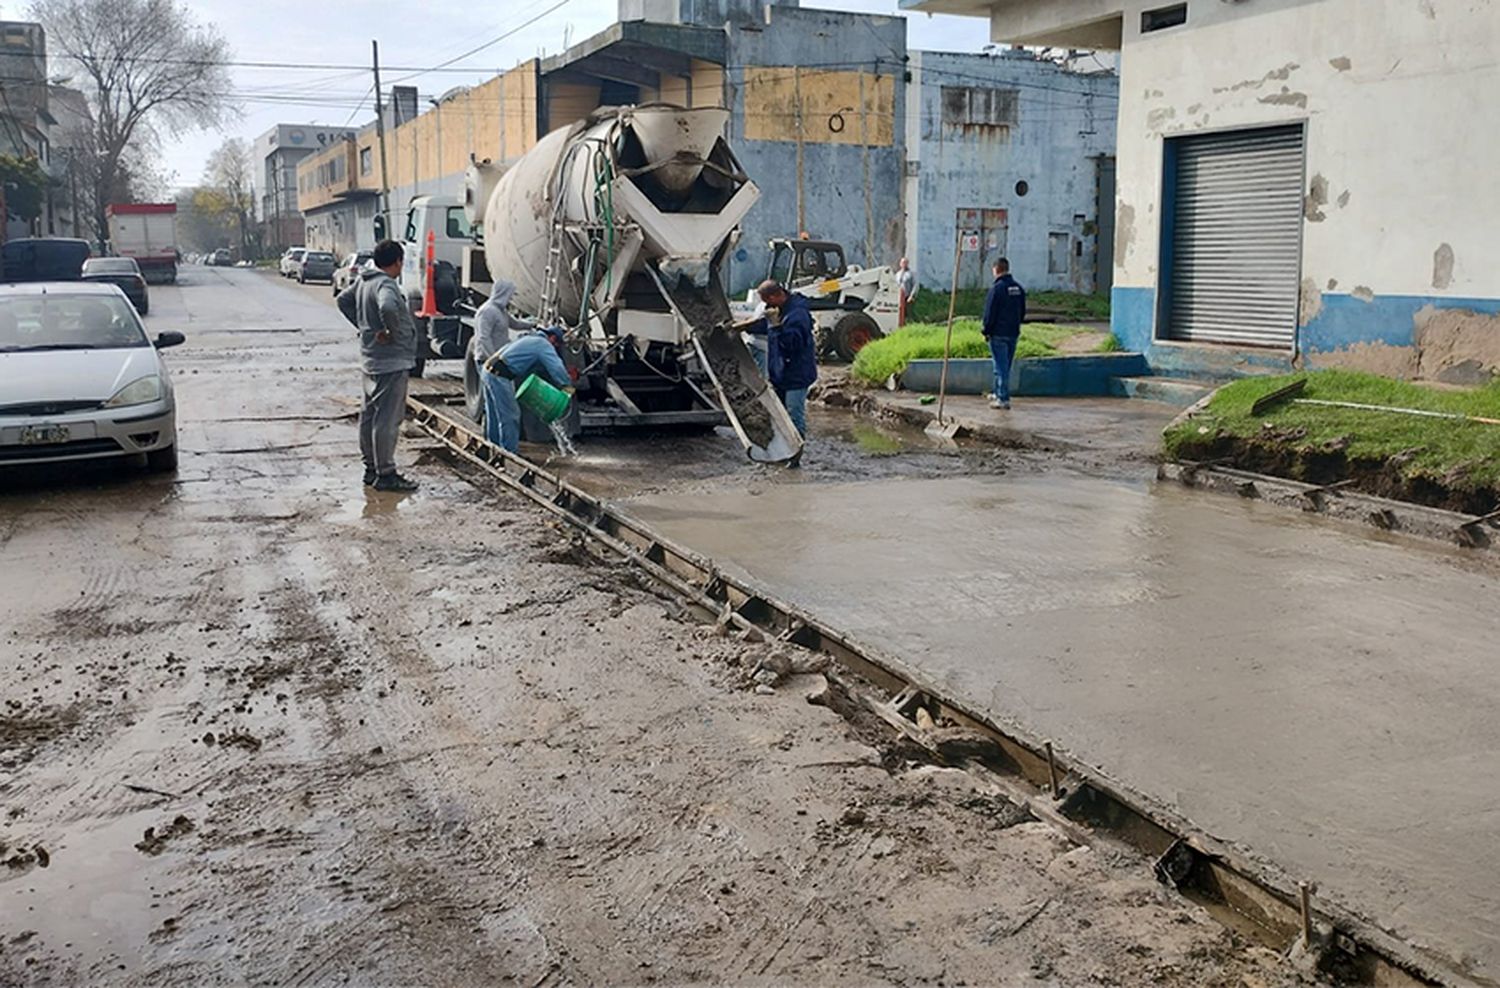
[359,370,409,476]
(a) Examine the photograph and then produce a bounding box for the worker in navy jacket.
[753,280,818,437]
[980,257,1026,409]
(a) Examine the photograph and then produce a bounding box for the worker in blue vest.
[980,257,1026,410]
[481,327,573,453]
[753,279,818,437]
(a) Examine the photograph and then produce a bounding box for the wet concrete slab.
[856,387,1180,457]
[624,470,1500,979]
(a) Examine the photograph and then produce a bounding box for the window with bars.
[940,86,1020,131]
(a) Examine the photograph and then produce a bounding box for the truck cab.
[398,195,471,301]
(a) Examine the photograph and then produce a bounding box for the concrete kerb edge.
[1164,383,1499,552]
[1159,462,1500,554]
[408,392,1462,988]
[841,390,1080,453]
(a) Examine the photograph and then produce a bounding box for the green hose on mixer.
[577,147,617,332]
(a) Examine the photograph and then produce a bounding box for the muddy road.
[0,267,1322,986]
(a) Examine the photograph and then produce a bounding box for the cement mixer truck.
[400,104,801,463]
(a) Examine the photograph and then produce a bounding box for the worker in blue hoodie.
[481,326,574,453]
[980,257,1026,410]
[754,279,818,437]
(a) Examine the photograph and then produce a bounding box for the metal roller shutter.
[1165,125,1304,347]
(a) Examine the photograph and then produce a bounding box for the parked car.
[2,238,92,283]
[279,247,306,278]
[0,282,183,472]
[297,250,337,284]
[81,256,150,315]
[332,250,373,296]
[211,248,232,267]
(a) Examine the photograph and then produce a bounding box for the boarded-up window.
[1048,232,1070,274]
[741,67,895,147]
[941,86,1020,130]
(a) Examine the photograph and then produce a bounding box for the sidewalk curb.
[839,390,1077,452]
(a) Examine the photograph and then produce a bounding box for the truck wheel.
[831,312,883,363]
[463,342,485,424]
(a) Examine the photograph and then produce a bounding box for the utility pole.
[793,65,805,236]
[68,150,79,239]
[429,97,443,194]
[372,39,391,239]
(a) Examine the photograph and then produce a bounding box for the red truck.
[106,203,179,284]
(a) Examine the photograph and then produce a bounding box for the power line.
[343,83,375,126]
[44,0,576,82]
[387,0,574,84]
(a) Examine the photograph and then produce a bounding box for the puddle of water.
[329,488,419,523]
[8,806,184,972]
[848,421,904,456]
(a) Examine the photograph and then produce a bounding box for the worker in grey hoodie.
[472,279,532,447]
[336,239,420,492]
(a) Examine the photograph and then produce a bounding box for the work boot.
[363,467,376,486]
[373,472,420,493]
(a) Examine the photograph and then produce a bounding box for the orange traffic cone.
[416,228,440,318]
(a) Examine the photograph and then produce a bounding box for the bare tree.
[31,0,232,245]
[198,138,254,258]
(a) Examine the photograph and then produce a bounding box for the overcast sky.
[159,0,990,191]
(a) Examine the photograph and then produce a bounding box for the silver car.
[332,250,373,296]
[0,283,184,471]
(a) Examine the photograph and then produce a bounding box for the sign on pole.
[960,230,981,253]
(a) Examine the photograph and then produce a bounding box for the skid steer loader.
[731,238,903,362]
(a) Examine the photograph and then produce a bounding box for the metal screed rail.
[407,392,1466,988]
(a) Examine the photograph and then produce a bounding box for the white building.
[256,124,357,251]
[903,0,1500,382]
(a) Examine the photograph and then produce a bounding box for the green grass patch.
[1165,370,1500,497]
[906,289,1109,324]
[1031,291,1111,320]
[1094,333,1124,353]
[851,321,1065,385]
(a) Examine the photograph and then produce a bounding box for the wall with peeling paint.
[1103,0,1500,376]
[721,5,909,293]
[906,49,1117,295]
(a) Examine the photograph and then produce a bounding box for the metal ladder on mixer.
[539,220,566,328]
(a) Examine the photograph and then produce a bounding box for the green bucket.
[515,373,571,423]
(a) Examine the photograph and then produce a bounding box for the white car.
[0,283,183,471]
[332,250,374,296]
[279,247,306,278]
